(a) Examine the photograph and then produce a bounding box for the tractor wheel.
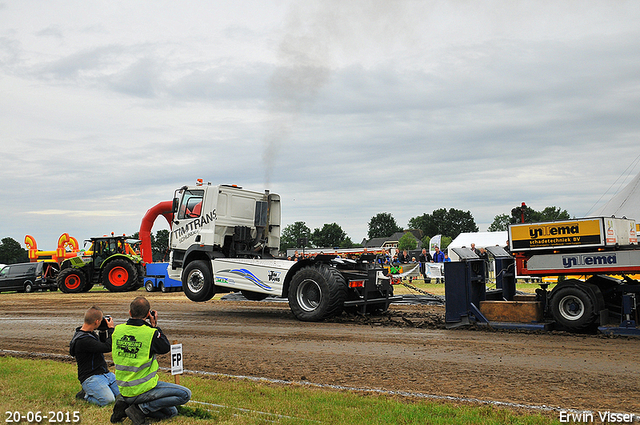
[550,285,598,332]
[81,282,94,292]
[102,259,138,292]
[57,268,87,293]
[241,290,269,301]
[183,260,215,302]
[288,264,347,322]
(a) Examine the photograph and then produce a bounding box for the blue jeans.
[123,381,191,419]
[82,372,120,406]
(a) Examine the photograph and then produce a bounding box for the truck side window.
[178,190,204,219]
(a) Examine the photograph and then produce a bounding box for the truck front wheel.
[288,265,346,322]
[183,260,215,302]
[550,285,598,332]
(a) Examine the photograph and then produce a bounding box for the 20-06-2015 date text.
[5,411,80,423]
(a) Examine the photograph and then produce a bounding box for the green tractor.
[56,236,145,293]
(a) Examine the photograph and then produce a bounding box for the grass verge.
[0,356,561,424]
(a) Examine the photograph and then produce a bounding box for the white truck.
[166,181,399,321]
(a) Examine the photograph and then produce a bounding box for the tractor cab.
[88,236,136,267]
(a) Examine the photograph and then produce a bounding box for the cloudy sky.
[2,0,640,250]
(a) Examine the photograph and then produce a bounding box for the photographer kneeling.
[112,296,191,425]
[70,306,120,406]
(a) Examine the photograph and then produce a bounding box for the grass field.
[0,356,562,424]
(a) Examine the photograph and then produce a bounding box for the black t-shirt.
[69,327,113,383]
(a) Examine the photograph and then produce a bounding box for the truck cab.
[168,183,281,277]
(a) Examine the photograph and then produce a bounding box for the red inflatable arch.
[139,201,174,264]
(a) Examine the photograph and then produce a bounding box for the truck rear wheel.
[57,268,87,293]
[550,284,598,332]
[183,260,215,302]
[288,264,346,322]
[102,259,138,292]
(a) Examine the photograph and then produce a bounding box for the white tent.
[593,171,640,221]
[446,231,508,261]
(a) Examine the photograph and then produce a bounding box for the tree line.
[280,204,571,251]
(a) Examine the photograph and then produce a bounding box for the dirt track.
[0,290,638,417]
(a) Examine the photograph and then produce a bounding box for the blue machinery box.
[144,262,182,292]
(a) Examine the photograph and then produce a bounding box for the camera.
[149,310,157,319]
[98,315,112,331]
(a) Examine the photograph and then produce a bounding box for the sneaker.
[125,405,147,425]
[75,389,85,400]
[110,398,128,423]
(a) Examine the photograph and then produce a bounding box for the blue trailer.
[144,262,182,292]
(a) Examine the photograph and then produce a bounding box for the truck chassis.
[177,254,399,321]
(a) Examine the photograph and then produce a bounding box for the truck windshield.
[178,189,204,219]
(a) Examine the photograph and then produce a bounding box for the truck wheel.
[24,282,33,293]
[145,280,155,292]
[183,260,215,302]
[57,268,86,293]
[288,265,347,322]
[102,259,138,292]
[241,290,269,301]
[550,285,597,332]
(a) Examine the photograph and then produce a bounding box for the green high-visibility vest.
[112,324,159,397]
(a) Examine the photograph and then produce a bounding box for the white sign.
[425,262,444,278]
[430,234,442,256]
[171,343,183,375]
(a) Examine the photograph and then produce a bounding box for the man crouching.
[111,296,191,425]
[70,305,119,406]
